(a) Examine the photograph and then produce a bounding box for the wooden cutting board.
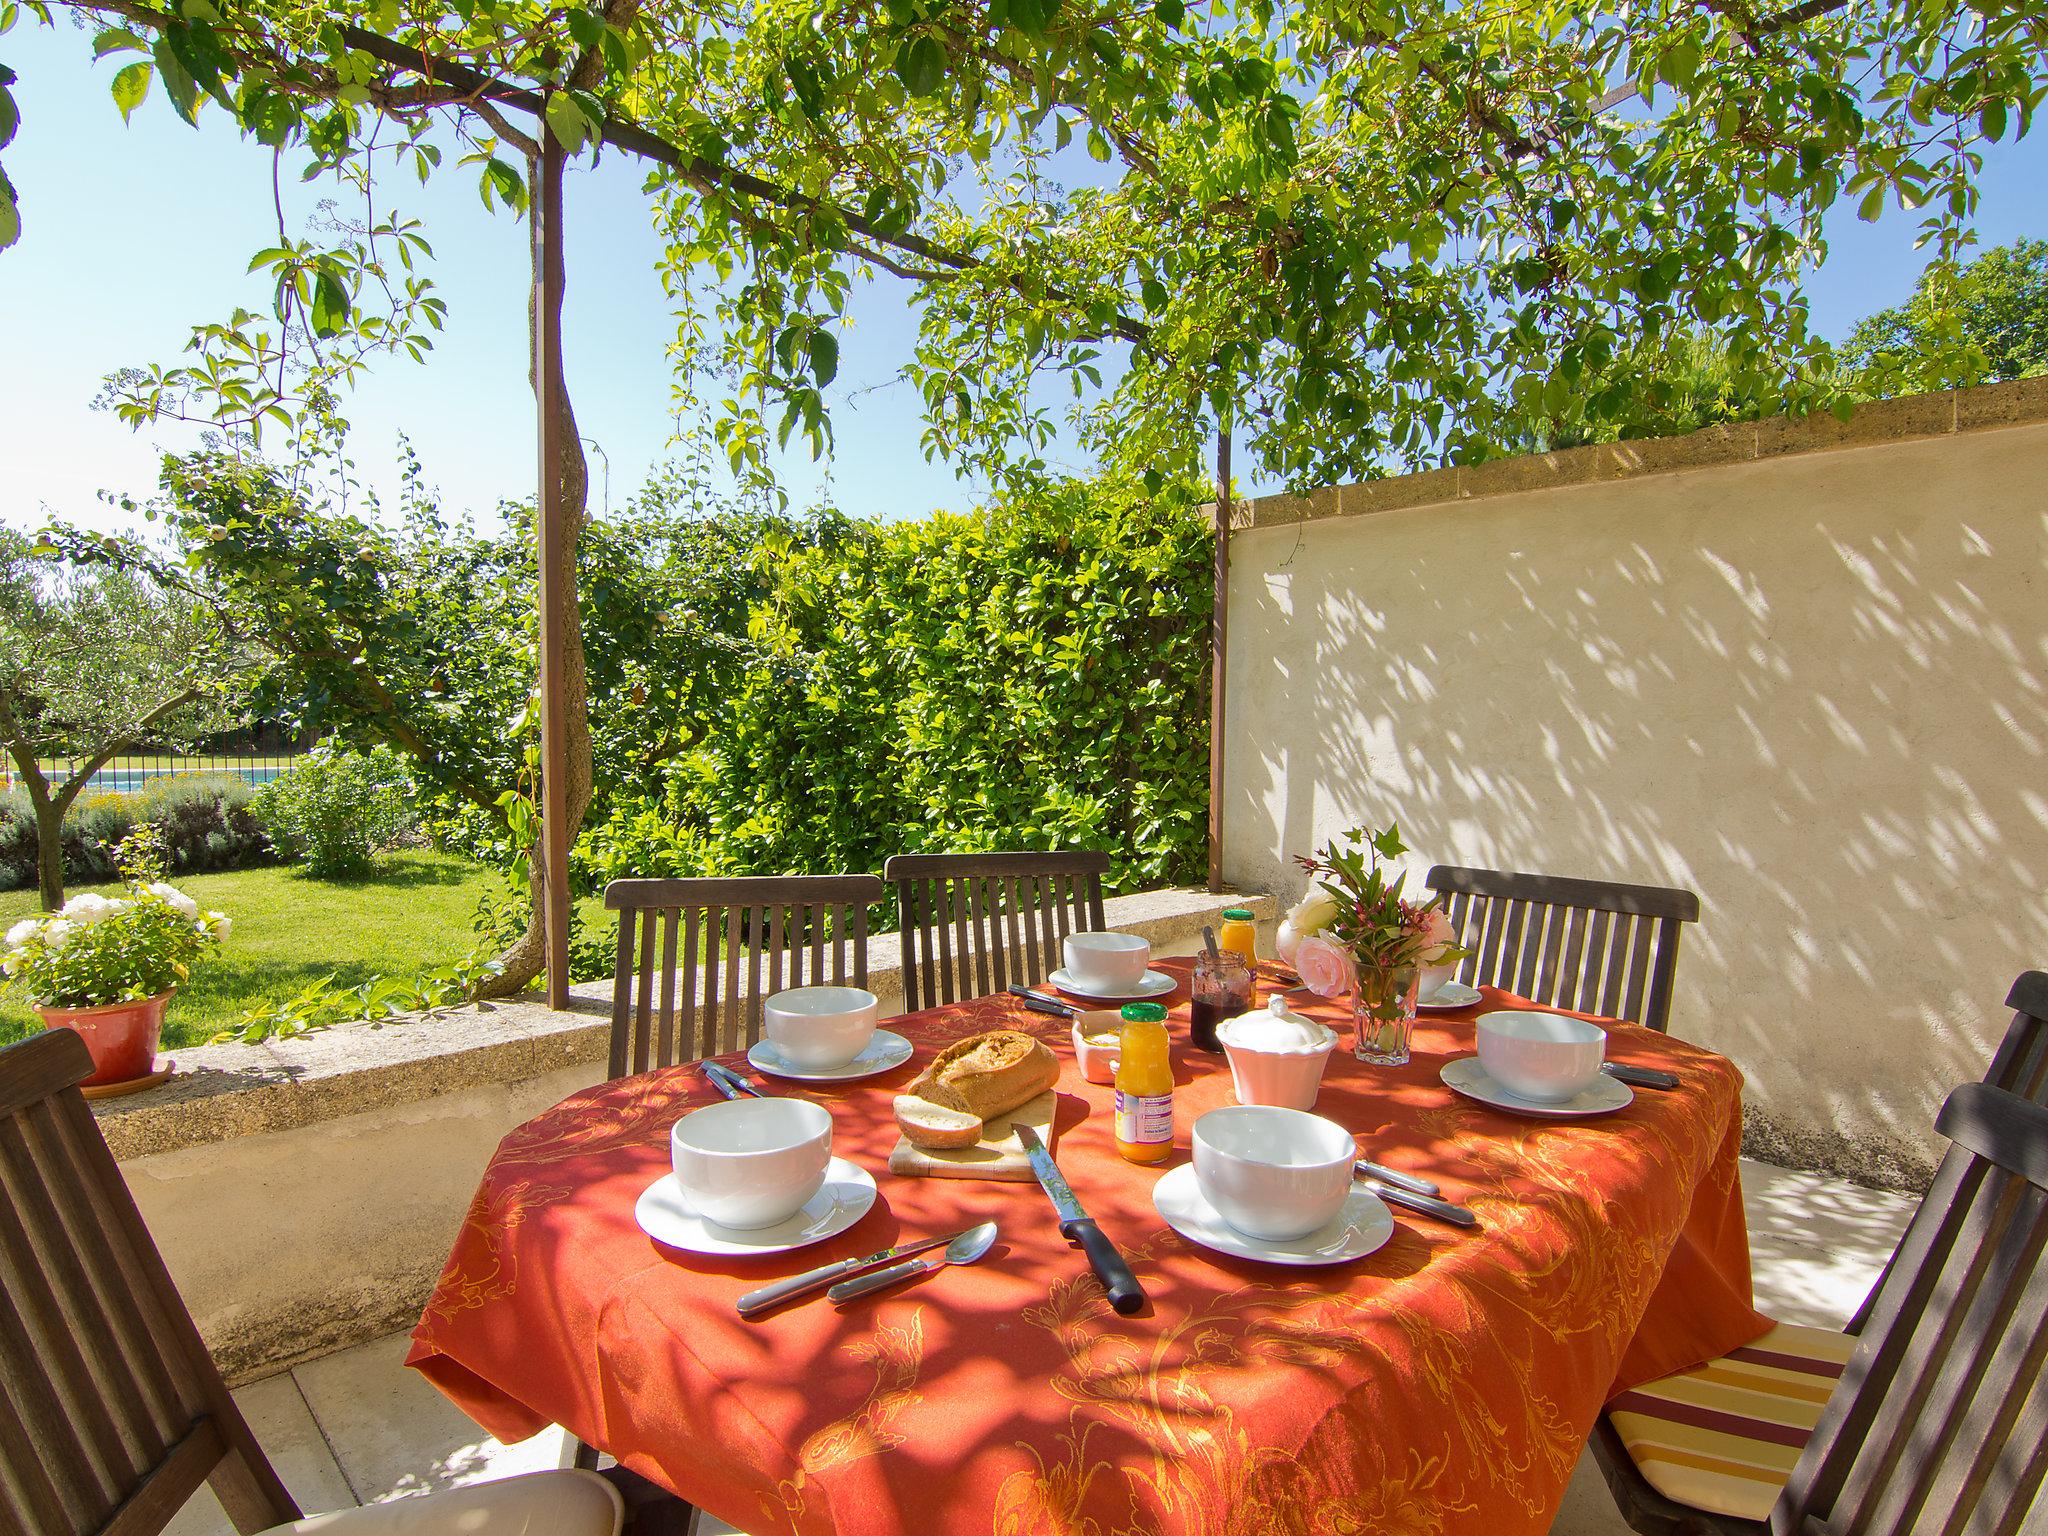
[887,1090,1061,1182]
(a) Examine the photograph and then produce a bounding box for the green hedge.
[574,477,1212,897]
[0,775,274,893]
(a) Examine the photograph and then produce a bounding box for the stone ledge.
[95,886,1273,1162]
[1229,374,2048,530]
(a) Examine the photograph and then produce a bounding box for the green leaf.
[480,156,526,212]
[310,270,350,335]
[0,166,17,252]
[544,91,594,153]
[807,328,839,386]
[93,28,150,58]
[111,60,153,124]
[894,35,947,98]
[150,38,199,124]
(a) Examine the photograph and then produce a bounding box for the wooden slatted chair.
[1842,970,2048,1336]
[883,849,1109,1012]
[0,1026,629,1536]
[603,874,885,1077]
[1592,1070,2048,1535]
[1426,864,1701,1033]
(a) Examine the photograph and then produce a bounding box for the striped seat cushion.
[1605,1321,1856,1521]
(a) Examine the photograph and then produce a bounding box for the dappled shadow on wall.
[1224,428,2048,1172]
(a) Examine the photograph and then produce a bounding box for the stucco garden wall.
[1220,379,2048,1189]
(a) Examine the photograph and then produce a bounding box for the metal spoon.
[827,1221,999,1304]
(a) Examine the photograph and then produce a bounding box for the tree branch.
[328,25,1157,347]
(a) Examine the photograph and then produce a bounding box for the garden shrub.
[0,774,273,893]
[250,745,417,876]
[573,476,1213,906]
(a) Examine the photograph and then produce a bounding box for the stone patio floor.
[165,1159,1917,1536]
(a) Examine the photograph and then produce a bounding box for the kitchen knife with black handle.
[1015,1124,1145,1316]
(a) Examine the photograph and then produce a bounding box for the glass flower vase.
[1352,963,1420,1065]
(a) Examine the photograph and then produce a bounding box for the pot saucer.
[79,1060,175,1100]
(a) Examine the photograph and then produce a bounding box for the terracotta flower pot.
[37,990,174,1086]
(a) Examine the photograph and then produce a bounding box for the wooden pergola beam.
[533,120,572,1008]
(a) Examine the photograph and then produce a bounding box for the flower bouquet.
[1277,823,1467,1064]
[3,828,230,1086]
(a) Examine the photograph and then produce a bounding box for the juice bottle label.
[1115,1089,1173,1145]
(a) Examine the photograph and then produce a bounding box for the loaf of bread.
[893,1030,1060,1149]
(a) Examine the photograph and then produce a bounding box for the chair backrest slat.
[1429,865,1701,1033]
[884,851,1111,1012]
[603,876,884,1076]
[0,1029,299,1536]
[1850,972,2048,1338]
[1775,1082,2048,1535]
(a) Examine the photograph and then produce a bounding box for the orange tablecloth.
[409,963,1768,1535]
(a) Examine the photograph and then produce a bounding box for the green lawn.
[0,852,511,1050]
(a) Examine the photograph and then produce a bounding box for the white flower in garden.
[207,912,232,941]
[60,892,122,925]
[43,919,73,950]
[4,918,39,947]
[148,882,201,921]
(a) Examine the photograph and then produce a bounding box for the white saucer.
[1417,980,1484,1011]
[747,1030,914,1083]
[1152,1164,1395,1267]
[635,1157,878,1256]
[1048,967,1177,1002]
[1440,1056,1634,1118]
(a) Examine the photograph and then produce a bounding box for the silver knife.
[1008,986,1081,1018]
[1603,1062,1679,1091]
[703,1060,767,1097]
[1355,1159,1442,1198]
[697,1061,746,1100]
[1014,1125,1146,1316]
[1362,1179,1479,1228]
[737,1228,976,1318]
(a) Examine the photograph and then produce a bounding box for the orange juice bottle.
[1218,907,1258,966]
[1114,1003,1174,1164]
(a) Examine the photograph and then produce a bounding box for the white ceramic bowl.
[1192,1106,1358,1242]
[1476,1010,1606,1102]
[762,985,879,1070]
[1064,931,1151,993]
[671,1097,833,1230]
[1418,962,1459,1002]
[1216,1006,1339,1111]
[1071,1009,1125,1084]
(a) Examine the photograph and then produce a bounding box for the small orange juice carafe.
[1114,1003,1174,1164]
[1218,907,1258,966]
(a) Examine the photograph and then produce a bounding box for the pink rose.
[1420,907,1457,962]
[1294,934,1358,998]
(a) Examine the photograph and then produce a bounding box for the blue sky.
[3,18,2045,534]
